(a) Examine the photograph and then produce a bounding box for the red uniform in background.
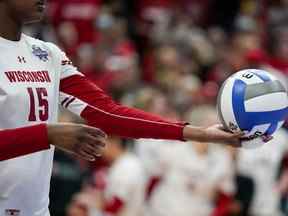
[49,0,102,45]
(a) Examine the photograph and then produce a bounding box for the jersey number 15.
[27,87,49,121]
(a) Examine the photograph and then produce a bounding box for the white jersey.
[135,139,179,178]
[104,152,145,216]
[147,143,234,216]
[0,34,81,216]
[237,129,288,216]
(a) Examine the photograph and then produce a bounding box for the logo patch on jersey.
[5,209,20,216]
[17,56,26,63]
[32,45,49,62]
[62,60,73,66]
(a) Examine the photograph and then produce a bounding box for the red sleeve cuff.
[0,124,50,161]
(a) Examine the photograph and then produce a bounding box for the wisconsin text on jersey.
[4,71,51,83]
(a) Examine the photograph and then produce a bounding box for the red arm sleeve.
[60,75,186,140]
[0,124,50,161]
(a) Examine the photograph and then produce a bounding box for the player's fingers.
[215,124,226,130]
[84,126,107,139]
[218,131,242,147]
[218,126,245,137]
[215,124,245,137]
[217,130,242,139]
[261,134,274,143]
[72,142,97,160]
[78,148,96,161]
[84,143,103,157]
[84,134,107,148]
[231,131,245,138]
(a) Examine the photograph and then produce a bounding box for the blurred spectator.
[144,106,235,216]
[277,150,288,215]
[78,137,146,216]
[131,87,181,202]
[66,192,97,216]
[129,87,179,120]
[268,0,288,26]
[77,15,139,96]
[236,129,288,216]
[267,26,288,74]
[49,0,102,45]
[228,148,255,216]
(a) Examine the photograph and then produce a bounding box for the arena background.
[24,0,288,215]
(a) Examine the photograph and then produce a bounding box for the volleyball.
[217,69,288,148]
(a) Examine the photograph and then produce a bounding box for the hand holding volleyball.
[217,69,288,148]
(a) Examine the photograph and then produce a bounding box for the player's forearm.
[182,125,243,145]
[60,75,186,140]
[0,124,50,161]
[60,75,241,144]
[182,125,206,142]
[81,105,185,140]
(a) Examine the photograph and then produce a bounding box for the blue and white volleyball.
[217,69,288,148]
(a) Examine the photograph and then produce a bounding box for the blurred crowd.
[25,0,288,215]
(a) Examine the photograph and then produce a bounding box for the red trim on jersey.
[212,192,234,216]
[145,176,162,200]
[0,124,50,161]
[103,196,124,214]
[60,75,186,140]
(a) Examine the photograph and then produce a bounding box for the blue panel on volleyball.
[252,71,271,82]
[232,79,288,135]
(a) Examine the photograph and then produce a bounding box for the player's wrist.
[183,125,206,142]
[47,123,56,144]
